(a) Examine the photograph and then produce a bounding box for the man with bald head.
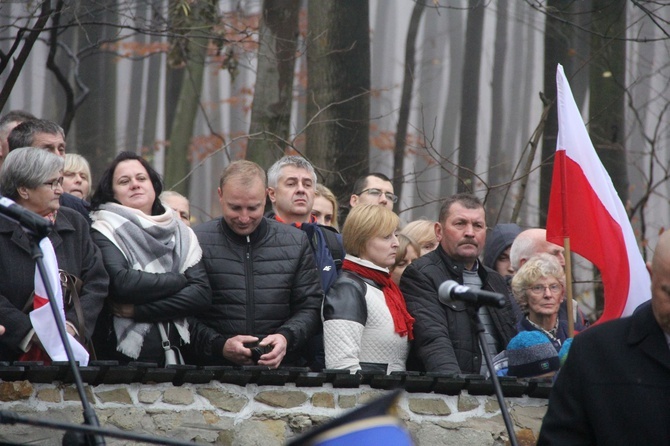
[538,232,669,444]
[509,228,565,271]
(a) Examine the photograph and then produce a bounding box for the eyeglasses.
[527,283,562,296]
[43,176,64,190]
[357,188,398,203]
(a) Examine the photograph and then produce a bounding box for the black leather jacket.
[400,246,517,374]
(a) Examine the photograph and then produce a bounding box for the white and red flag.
[546,64,650,323]
[28,237,89,365]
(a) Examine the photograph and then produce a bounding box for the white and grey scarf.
[91,202,202,359]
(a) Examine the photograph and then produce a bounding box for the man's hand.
[256,334,287,369]
[0,325,5,336]
[111,303,135,318]
[222,335,259,365]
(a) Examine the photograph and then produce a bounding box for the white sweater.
[323,255,410,373]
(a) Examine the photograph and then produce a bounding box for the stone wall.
[0,380,549,445]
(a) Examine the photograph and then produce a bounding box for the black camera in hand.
[244,339,273,364]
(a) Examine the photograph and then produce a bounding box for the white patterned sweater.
[323,255,410,373]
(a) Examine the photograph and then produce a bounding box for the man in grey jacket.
[192,160,323,368]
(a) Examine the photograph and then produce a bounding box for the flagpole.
[556,127,575,338]
[563,237,575,338]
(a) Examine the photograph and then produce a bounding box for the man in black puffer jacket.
[191,160,323,368]
[400,193,517,375]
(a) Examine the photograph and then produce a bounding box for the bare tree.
[486,0,510,225]
[246,0,300,170]
[392,0,425,205]
[0,1,54,110]
[305,0,370,201]
[456,0,485,193]
[164,0,218,194]
[589,0,628,204]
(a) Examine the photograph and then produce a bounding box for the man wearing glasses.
[349,173,397,210]
[7,119,90,223]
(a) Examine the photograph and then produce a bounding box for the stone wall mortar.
[0,381,549,445]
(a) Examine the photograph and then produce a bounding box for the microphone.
[438,280,506,308]
[0,196,53,238]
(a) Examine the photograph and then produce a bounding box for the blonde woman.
[62,153,92,200]
[312,183,339,231]
[323,204,414,373]
[390,233,420,286]
[401,219,439,255]
[511,253,568,351]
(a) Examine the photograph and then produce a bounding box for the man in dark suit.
[538,230,670,445]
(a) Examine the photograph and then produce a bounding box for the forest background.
[1,0,669,320]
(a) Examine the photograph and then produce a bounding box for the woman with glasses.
[0,147,108,362]
[510,253,569,351]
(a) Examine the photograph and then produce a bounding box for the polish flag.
[29,237,89,365]
[546,64,650,322]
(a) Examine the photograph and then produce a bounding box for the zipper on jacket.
[245,235,255,335]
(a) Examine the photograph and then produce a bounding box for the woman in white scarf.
[89,152,210,365]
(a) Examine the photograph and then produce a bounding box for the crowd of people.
[2,110,670,442]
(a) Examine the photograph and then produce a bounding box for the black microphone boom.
[0,196,53,238]
[438,280,506,308]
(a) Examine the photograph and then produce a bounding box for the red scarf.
[343,259,414,340]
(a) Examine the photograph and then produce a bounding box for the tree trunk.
[305,0,370,202]
[486,0,509,225]
[246,0,300,170]
[456,0,485,193]
[142,46,162,151]
[393,0,425,206]
[438,0,466,199]
[124,2,147,152]
[73,0,118,179]
[0,2,53,111]
[164,0,217,194]
[589,0,628,317]
[589,0,628,204]
[413,8,449,221]
[540,0,574,226]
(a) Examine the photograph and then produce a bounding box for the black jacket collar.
[436,244,486,280]
[628,301,670,371]
[219,216,269,245]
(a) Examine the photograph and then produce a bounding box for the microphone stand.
[0,208,208,445]
[472,309,519,446]
[26,230,104,446]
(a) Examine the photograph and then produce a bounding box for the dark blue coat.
[539,302,670,444]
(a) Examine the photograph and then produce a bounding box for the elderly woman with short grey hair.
[511,253,568,351]
[0,147,108,362]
